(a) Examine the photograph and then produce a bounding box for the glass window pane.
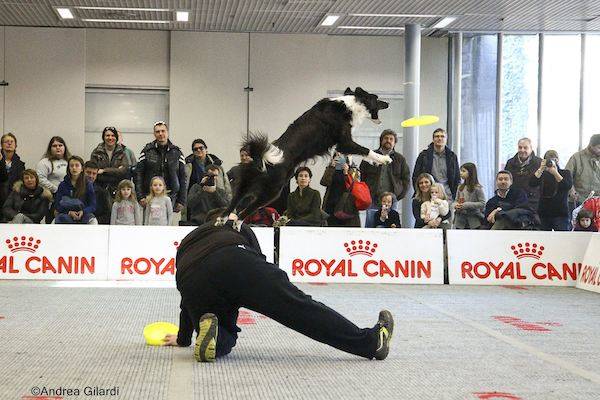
[541,35,581,162]
[461,35,498,198]
[583,35,600,148]
[500,35,539,167]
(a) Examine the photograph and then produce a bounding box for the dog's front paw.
[373,154,392,165]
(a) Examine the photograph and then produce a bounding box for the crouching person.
[2,169,51,223]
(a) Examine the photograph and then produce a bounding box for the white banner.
[448,230,592,286]
[279,227,444,284]
[577,233,600,294]
[0,225,109,280]
[107,226,275,281]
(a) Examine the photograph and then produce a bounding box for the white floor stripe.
[167,349,194,400]
[405,294,600,385]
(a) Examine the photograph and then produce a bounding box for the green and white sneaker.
[374,310,394,360]
[194,313,218,362]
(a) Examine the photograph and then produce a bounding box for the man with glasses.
[185,139,232,202]
[135,122,187,216]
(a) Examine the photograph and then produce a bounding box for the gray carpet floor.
[1,282,599,400]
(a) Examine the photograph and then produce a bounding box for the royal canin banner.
[577,233,600,294]
[108,226,275,281]
[278,227,444,284]
[0,225,109,280]
[448,231,592,286]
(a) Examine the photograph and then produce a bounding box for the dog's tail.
[243,132,284,165]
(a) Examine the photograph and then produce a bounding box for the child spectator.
[144,176,173,226]
[54,156,96,224]
[373,192,401,228]
[84,160,112,224]
[111,179,142,225]
[2,169,51,223]
[420,183,449,229]
[574,208,596,232]
[453,162,486,229]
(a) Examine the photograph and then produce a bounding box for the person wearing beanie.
[566,134,600,203]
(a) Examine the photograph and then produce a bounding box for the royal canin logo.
[343,240,378,257]
[5,236,42,253]
[510,242,544,260]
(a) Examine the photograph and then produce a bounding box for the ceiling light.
[75,7,170,12]
[349,14,438,18]
[176,11,190,22]
[432,16,458,29]
[338,26,405,30]
[56,7,74,20]
[320,14,342,26]
[81,19,170,24]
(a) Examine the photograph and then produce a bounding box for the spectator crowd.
[1,124,599,232]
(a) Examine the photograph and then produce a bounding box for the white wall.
[420,38,449,151]
[4,27,85,168]
[86,29,170,88]
[170,32,248,164]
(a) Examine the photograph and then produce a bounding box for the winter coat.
[54,175,96,216]
[285,186,323,226]
[187,184,229,224]
[185,153,232,201]
[0,153,25,213]
[565,147,600,200]
[529,168,573,217]
[412,144,460,199]
[2,181,52,223]
[505,152,543,211]
[135,140,187,208]
[360,150,410,201]
[90,142,130,194]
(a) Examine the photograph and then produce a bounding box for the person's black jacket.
[412,198,451,228]
[90,142,130,195]
[2,181,52,223]
[185,153,222,190]
[0,153,25,218]
[373,209,401,228]
[92,182,112,224]
[505,152,543,211]
[135,140,187,208]
[412,144,460,199]
[529,168,573,217]
[484,187,530,220]
[360,150,410,201]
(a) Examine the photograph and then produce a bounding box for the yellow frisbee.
[401,115,440,128]
[143,322,179,346]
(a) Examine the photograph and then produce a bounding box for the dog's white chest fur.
[332,95,370,129]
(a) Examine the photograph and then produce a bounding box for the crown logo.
[510,242,544,259]
[5,236,41,253]
[343,240,378,257]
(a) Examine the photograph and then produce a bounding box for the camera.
[546,158,556,168]
[201,174,216,187]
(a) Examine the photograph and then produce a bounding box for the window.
[500,35,539,166]
[540,35,581,162]
[461,35,498,198]
[84,88,169,159]
[583,35,600,149]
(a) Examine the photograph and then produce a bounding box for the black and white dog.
[223,87,392,222]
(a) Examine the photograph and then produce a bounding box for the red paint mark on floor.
[0,316,5,319]
[237,309,257,325]
[500,285,529,290]
[474,392,522,400]
[535,321,562,327]
[493,316,552,332]
[308,283,328,286]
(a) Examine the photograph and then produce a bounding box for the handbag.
[334,190,357,220]
[344,175,372,211]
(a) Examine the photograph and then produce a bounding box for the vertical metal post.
[495,33,503,172]
[402,24,421,228]
[452,32,462,161]
[537,33,544,154]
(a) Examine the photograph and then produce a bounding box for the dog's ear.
[344,87,354,95]
[355,87,366,95]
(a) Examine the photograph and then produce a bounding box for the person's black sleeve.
[176,301,194,347]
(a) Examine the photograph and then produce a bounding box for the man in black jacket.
[0,133,26,221]
[135,122,187,213]
[162,219,394,362]
[412,128,460,200]
[504,138,542,212]
[485,170,532,230]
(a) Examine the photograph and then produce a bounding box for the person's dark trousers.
[177,246,379,359]
[540,216,570,231]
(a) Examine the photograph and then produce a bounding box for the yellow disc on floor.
[143,322,179,346]
[401,115,440,128]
